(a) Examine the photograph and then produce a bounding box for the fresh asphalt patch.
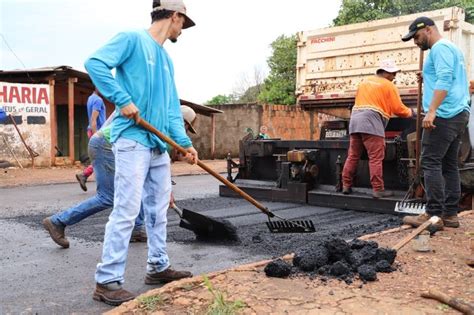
[12,196,402,257]
[2,177,402,314]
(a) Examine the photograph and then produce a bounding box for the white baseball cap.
[152,0,195,29]
[181,105,197,134]
[377,59,400,73]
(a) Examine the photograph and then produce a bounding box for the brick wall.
[261,104,319,140]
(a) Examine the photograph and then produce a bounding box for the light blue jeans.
[50,135,144,229]
[95,137,172,285]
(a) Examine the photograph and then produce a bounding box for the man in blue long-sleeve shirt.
[85,0,198,306]
[402,16,470,229]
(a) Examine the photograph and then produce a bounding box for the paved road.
[0,174,401,314]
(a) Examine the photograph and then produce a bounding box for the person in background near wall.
[85,0,198,306]
[401,17,470,229]
[170,105,197,161]
[257,125,269,139]
[341,59,415,199]
[76,87,107,192]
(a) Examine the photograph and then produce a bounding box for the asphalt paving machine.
[220,96,474,215]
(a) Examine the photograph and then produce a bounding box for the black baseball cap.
[402,17,435,42]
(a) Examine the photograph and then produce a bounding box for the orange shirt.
[353,76,412,120]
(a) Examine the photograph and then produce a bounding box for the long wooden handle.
[421,290,474,315]
[415,49,424,176]
[135,117,274,217]
[392,218,434,251]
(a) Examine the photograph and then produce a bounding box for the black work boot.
[342,187,353,195]
[42,217,70,248]
[93,282,136,306]
[441,214,460,228]
[372,190,394,198]
[75,173,88,192]
[145,267,193,285]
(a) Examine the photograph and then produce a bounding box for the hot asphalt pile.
[264,238,396,283]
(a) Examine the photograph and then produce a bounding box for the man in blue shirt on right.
[401,17,470,229]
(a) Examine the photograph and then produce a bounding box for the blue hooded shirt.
[423,39,470,118]
[84,29,192,151]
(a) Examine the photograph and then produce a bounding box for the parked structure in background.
[0,66,221,167]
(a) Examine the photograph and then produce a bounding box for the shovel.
[170,203,239,241]
[135,116,315,233]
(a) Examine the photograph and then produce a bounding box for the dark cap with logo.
[402,17,435,42]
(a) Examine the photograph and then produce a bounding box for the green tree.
[258,35,297,105]
[204,94,237,105]
[333,0,474,26]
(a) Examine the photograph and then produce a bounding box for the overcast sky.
[1,0,342,104]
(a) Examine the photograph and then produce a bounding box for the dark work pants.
[421,111,469,216]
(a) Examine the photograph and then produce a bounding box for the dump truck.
[221,7,474,214]
[296,6,474,119]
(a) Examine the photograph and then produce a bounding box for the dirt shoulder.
[109,212,474,315]
[0,160,228,188]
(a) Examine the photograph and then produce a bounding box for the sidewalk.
[109,211,474,315]
[0,159,228,188]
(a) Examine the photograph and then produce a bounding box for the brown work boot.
[342,187,353,195]
[402,213,444,230]
[372,190,394,198]
[130,228,147,243]
[42,217,70,248]
[93,282,136,306]
[75,173,88,192]
[145,267,193,285]
[441,214,460,228]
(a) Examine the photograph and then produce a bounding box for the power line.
[0,33,34,82]
[0,33,28,69]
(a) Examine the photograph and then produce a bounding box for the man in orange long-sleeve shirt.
[342,59,415,198]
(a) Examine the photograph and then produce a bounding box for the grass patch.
[436,303,451,312]
[137,294,165,312]
[203,275,246,315]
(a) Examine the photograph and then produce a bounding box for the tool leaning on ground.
[421,289,474,315]
[135,116,315,233]
[395,49,426,214]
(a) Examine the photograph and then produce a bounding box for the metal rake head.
[266,219,316,233]
[394,201,426,214]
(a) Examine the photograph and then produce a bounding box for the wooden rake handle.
[415,49,424,176]
[392,216,440,251]
[134,116,274,218]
